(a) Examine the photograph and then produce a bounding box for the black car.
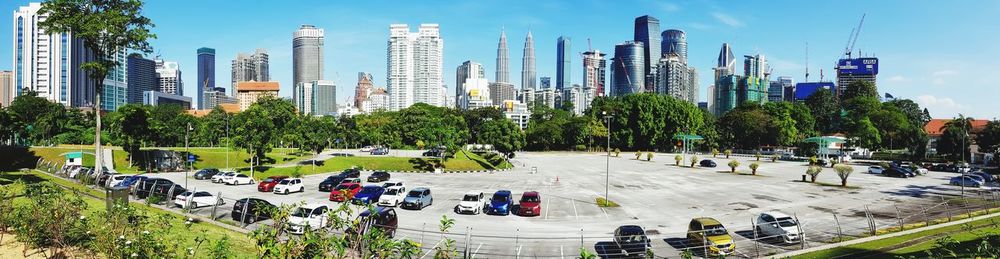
[699,159,717,167]
[350,206,399,238]
[367,171,391,183]
[883,167,910,178]
[422,149,443,157]
[232,198,276,224]
[193,168,221,180]
[135,178,172,199]
[318,169,363,192]
[613,225,650,257]
[371,148,389,155]
[151,183,187,201]
[96,173,117,187]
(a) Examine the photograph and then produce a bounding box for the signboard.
[794,82,836,100]
[188,154,196,162]
[837,58,878,75]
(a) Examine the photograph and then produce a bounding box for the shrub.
[574,145,587,151]
[806,166,822,182]
[291,165,304,178]
[613,148,621,157]
[675,155,683,166]
[635,151,642,160]
[416,140,426,150]
[755,152,761,161]
[690,155,699,167]
[646,152,653,161]
[724,149,732,158]
[712,149,720,158]
[809,156,818,165]
[750,163,760,175]
[771,154,778,162]
[833,164,854,187]
[728,160,740,173]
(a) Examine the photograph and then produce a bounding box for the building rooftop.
[186,103,240,117]
[236,81,279,92]
[924,118,989,136]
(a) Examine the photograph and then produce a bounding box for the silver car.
[401,187,432,210]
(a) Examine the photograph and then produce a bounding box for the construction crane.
[843,14,866,59]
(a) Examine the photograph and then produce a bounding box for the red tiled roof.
[924,119,989,136]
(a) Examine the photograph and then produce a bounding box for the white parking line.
[420,239,444,259]
[470,242,483,258]
[517,245,522,257]
[544,196,551,220]
[560,245,564,258]
[571,198,579,220]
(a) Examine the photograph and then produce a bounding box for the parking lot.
[145,151,996,258]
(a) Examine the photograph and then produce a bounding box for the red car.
[517,191,542,216]
[257,176,288,192]
[330,183,362,202]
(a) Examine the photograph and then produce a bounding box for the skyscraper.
[495,29,509,84]
[714,53,769,115]
[12,3,95,108]
[835,57,879,97]
[294,82,313,115]
[197,47,216,109]
[100,50,128,111]
[655,54,691,102]
[769,76,794,102]
[155,60,182,96]
[489,82,516,106]
[714,43,736,82]
[556,36,572,91]
[354,73,373,109]
[293,25,324,87]
[312,80,337,116]
[610,41,645,96]
[582,50,606,97]
[540,76,551,89]
[126,53,156,104]
[387,24,444,110]
[634,15,661,91]
[231,49,270,94]
[661,29,687,64]
[456,61,485,109]
[0,71,12,107]
[521,31,536,90]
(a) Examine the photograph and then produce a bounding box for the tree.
[674,155,683,166]
[805,89,840,134]
[842,80,879,101]
[976,120,1000,158]
[718,104,772,149]
[749,162,760,175]
[108,104,149,167]
[870,106,913,150]
[845,117,881,151]
[728,160,740,173]
[806,166,822,182]
[476,119,525,158]
[833,164,854,187]
[39,0,156,175]
[938,116,974,162]
[689,155,698,167]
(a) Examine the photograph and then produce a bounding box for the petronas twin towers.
[493,29,536,90]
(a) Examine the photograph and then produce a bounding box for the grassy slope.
[792,214,1000,259]
[0,170,256,257]
[28,146,308,173]
[244,150,512,179]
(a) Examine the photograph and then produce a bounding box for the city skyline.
[1,0,997,118]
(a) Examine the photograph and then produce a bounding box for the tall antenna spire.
[805,42,810,82]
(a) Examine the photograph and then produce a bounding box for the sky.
[2,0,998,119]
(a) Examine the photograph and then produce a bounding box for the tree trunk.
[841,179,847,187]
[810,176,817,183]
[94,77,103,176]
[731,167,736,173]
[752,169,757,175]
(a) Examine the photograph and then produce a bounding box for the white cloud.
[688,22,712,30]
[712,12,744,28]
[931,70,957,77]
[886,75,908,82]
[915,95,970,118]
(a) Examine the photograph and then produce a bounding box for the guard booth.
[65,152,83,167]
[106,186,130,211]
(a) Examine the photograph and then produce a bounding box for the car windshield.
[361,187,380,193]
[407,190,422,197]
[291,208,312,217]
[178,191,192,196]
[492,194,509,203]
[335,184,354,190]
[463,195,479,201]
[521,195,540,203]
[278,179,291,185]
[618,228,646,242]
[776,217,797,227]
[385,189,399,195]
[263,178,278,183]
[704,225,728,236]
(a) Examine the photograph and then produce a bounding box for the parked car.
[613,225,651,257]
[211,172,236,183]
[971,171,996,182]
[517,191,542,217]
[950,176,983,187]
[273,178,305,194]
[174,191,223,208]
[486,190,513,216]
[700,159,717,168]
[115,175,147,188]
[422,148,444,157]
[893,166,918,177]
[401,187,433,210]
[340,178,362,185]
[381,181,404,189]
[370,148,389,155]
[134,178,171,199]
[257,176,288,192]
[231,198,276,224]
[755,211,802,243]
[687,217,735,256]
[883,167,910,178]
[377,186,407,207]
[287,204,329,235]
[965,174,987,184]
[367,171,391,183]
[867,166,884,174]
[151,183,187,201]
[96,173,118,187]
[193,168,220,180]
[456,191,485,215]
[319,176,347,192]
[329,153,354,157]
[814,159,829,166]
[352,185,386,205]
[330,183,362,202]
[360,146,376,152]
[107,174,133,188]
[224,173,255,185]
[351,206,399,238]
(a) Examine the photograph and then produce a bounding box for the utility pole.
[185,122,192,189]
[225,116,230,170]
[603,111,612,205]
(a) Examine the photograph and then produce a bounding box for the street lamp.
[603,111,613,206]
[185,122,192,189]
[225,115,230,170]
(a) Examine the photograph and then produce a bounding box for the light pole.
[961,124,968,197]
[603,111,612,206]
[225,116,230,170]
[185,122,192,189]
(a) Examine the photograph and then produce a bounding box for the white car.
[287,204,329,235]
[224,173,255,185]
[381,181,404,189]
[273,178,304,194]
[755,211,802,243]
[212,172,236,183]
[378,186,407,207]
[107,174,133,188]
[173,191,223,208]
[456,191,485,215]
[360,146,375,152]
[868,166,884,174]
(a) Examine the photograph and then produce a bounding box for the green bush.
[613,148,621,157]
[724,149,732,158]
[690,155,699,167]
[833,164,854,187]
[646,152,653,161]
[750,162,760,175]
[728,160,740,173]
[806,166,822,182]
[675,155,683,166]
[711,149,719,158]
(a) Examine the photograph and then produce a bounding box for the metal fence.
[33,158,1000,258]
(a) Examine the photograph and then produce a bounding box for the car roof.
[694,217,722,225]
[522,191,539,196]
[387,186,405,190]
[616,225,644,233]
[494,190,511,195]
[359,206,392,217]
[763,211,792,218]
[300,204,326,209]
[338,182,361,187]
[412,187,430,192]
[464,191,483,195]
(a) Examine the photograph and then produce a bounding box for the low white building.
[502,100,530,130]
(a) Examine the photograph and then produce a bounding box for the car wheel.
[193,202,200,208]
[299,187,304,193]
[247,217,256,224]
[418,202,423,210]
[284,189,289,195]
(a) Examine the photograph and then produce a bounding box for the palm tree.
[939,115,974,162]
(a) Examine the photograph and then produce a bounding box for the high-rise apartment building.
[714,43,736,83]
[521,31,536,90]
[126,53,156,104]
[354,72,373,109]
[293,25,324,87]
[387,24,444,110]
[563,84,594,115]
[634,15,661,91]
[835,57,878,97]
[155,60,182,95]
[231,48,269,94]
[714,53,769,115]
[100,50,128,111]
[236,81,278,111]
[294,82,313,114]
[582,50,606,97]
[312,80,337,116]
[363,88,390,113]
[489,82,516,106]
[556,36,572,91]
[456,61,485,109]
[495,29,509,84]
[656,54,693,102]
[610,41,645,96]
[0,71,11,107]
[12,3,95,108]
[197,47,215,109]
[143,91,191,109]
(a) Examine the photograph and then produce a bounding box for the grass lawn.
[243,150,512,179]
[25,146,309,174]
[0,170,257,257]
[792,213,1000,259]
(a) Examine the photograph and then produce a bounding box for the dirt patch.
[0,234,90,258]
[728,202,759,211]
[809,206,837,214]
[752,193,790,203]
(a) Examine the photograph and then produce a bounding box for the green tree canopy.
[805,89,840,134]
[476,119,525,157]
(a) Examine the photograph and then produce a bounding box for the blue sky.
[2,0,997,119]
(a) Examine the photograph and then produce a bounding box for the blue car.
[970,171,995,182]
[351,185,385,205]
[487,190,513,216]
[950,176,983,187]
[114,175,148,188]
